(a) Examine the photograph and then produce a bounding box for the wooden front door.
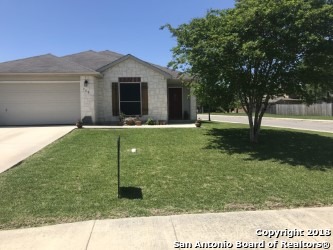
[168,88,182,120]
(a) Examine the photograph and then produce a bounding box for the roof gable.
[97,54,173,78]
[98,50,180,79]
[0,54,97,74]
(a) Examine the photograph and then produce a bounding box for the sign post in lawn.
[117,136,120,198]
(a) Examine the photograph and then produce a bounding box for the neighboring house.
[0,50,196,125]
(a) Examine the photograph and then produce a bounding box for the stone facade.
[96,58,168,124]
[80,75,97,123]
[80,58,196,124]
[190,90,197,120]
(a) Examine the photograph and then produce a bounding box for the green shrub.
[146,118,155,125]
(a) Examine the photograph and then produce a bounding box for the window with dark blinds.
[113,77,148,116]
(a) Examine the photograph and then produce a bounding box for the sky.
[0,0,235,67]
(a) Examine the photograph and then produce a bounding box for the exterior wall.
[96,58,168,123]
[80,76,97,124]
[190,90,197,120]
[96,78,112,123]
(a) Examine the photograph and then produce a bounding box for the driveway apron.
[0,126,75,174]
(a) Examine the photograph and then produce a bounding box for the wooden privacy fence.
[266,103,333,116]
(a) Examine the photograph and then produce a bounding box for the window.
[119,77,141,115]
[112,77,148,117]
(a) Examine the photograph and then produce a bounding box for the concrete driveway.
[0,126,75,174]
[198,114,333,133]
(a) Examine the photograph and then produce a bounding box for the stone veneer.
[80,58,197,124]
[190,91,197,120]
[95,58,168,124]
[80,75,97,123]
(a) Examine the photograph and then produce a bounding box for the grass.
[0,122,333,229]
[203,112,333,120]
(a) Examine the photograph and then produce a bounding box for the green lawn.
[0,122,333,229]
[203,112,333,120]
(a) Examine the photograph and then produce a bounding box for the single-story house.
[0,50,196,125]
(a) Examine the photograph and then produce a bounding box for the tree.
[192,78,235,121]
[163,0,333,143]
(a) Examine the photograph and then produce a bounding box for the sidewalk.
[85,124,196,129]
[0,207,332,250]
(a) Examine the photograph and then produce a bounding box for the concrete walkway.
[85,124,196,129]
[198,114,333,133]
[0,207,331,250]
[0,126,75,173]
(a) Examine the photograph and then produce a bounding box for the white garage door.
[0,82,80,125]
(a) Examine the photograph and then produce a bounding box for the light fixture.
[84,79,89,87]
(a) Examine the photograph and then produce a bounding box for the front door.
[168,88,182,120]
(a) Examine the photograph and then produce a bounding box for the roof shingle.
[0,50,183,78]
[62,50,120,71]
[0,54,97,74]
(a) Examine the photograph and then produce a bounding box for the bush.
[146,118,155,125]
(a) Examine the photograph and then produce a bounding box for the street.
[198,114,333,134]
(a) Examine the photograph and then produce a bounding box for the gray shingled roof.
[151,63,181,79]
[64,50,181,78]
[98,50,124,61]
[0,50,183,78]
[62,50,119,71]
[0,54,97,74]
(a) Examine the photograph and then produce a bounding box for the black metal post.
[117,136,120,198]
